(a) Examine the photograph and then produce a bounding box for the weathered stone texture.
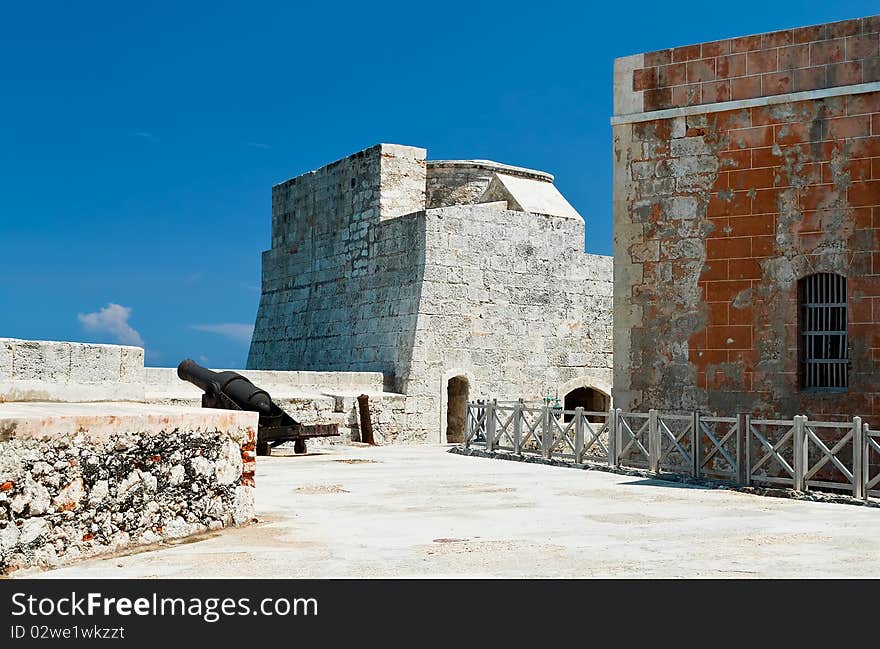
[620,15,880,113]
[613,17,880,423]
[248,144,427,382]
[0,338,144,403]
[425,160,554,209]
[248,144,613,441]
[402,206,613,436]
[0,406,256,573]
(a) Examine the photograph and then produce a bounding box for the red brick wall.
[613,16,880,423]
[632,16,880,111]
[692,92,880,419]
[617,92,880,420]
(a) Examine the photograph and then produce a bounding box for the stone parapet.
[0,402,257,573]
[0,338,144,403]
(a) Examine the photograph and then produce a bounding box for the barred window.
[799,273,848,391]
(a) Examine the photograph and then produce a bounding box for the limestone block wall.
[612,15,880,421]
[247,144,615,442]
[247,144,427,379]
[403,205,614,440]
[0,404,256,573]
[0,338,144,402]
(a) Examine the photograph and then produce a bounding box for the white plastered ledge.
[611,81,880,126]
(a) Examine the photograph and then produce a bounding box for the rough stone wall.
[249,144,614,442]
[0,420,255,573]
[613,16,880,423]
[248,144,427,384]
[402,205,613,439]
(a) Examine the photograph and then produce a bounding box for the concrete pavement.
[18,444,880,578]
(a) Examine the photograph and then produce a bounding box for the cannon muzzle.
[177,358,273,415]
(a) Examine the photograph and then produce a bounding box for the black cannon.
[177,358,338,456]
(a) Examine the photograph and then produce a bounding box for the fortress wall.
[247,143,616,442]
[403,204,614,440]
[612,15,880,419]
[248,144,428,383]
[0,338,144,403]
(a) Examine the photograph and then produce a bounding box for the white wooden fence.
[464,400,880,500]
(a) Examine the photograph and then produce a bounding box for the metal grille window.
[800,273,848,390]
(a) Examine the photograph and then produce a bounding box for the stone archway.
[563,386,610,422]
[445,376,469,443]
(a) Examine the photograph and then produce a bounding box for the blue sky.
[1,1,875,368]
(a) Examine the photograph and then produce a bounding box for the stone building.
[248,143,613,442]
[613,15,880,421]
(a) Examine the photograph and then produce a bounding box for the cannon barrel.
[177,358,273,416]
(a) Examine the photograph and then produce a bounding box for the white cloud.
[77,303,144,347]
[190,323,254,344]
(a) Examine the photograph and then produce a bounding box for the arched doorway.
[446,376,469,443]
[563,386,610,422]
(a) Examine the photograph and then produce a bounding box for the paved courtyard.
[19,445,880,579]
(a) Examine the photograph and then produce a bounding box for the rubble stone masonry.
[0,403,257,573]
[613,16,880,422]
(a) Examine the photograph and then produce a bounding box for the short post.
[607,408,618,467]
[513,399,523,455]
[574,407,585,463]
[464,402,472,449]
[615,408,624,466]
[692,410,701,477]
[736,413,751,485]
[357,394,375,446]
[541,403,552,459]
[793,415,807,491]
[485,400,496,452]
[648,409,660,473]
[863,422,871,500]
[852,416,864,499]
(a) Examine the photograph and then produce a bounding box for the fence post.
[513,399,523,455]
[464,402,472,449]
[852,416,864,499]
[863,422,871,501]
[485,400,496,452]
[736,413,750,485]
[793,415,807,491]
[541,403,552,459]
[692,410,701,477]
[574,407,585,463]
[608,408,618,467]
[648,409,660,472]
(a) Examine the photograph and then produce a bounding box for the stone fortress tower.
[248,143,613,442]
